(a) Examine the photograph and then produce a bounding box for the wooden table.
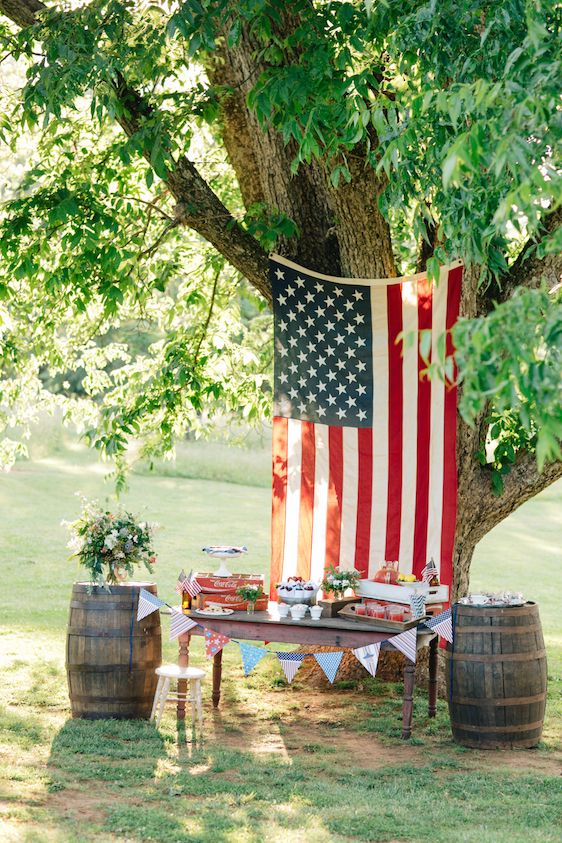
[177,612,438,739]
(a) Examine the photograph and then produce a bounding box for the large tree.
[0,0,560,597]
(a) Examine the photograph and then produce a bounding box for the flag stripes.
[270,256,463,591]
[169,610,198,640]
[137,589,165,621]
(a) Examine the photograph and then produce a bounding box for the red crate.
[194,573,264,594]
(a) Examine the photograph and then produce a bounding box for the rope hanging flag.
[269,255,462,589]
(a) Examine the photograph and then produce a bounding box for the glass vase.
[246,601,256,615]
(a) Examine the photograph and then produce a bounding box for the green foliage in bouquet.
[66,497,157,588]
[236,583,264,604]
[320,564,362,599]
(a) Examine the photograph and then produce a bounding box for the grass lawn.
[1,437,561,842]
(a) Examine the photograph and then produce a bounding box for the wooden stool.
[150,665,205,730]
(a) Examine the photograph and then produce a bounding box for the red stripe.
[325,426,343,569]
[412,278,433,575]
[270,417,288,597]
[385,284,403,560]
[440,265,463,586]
[297,421,316,579]
[354,427,372,577]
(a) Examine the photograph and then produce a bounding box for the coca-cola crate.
[194,573,264,594]
[194,592,268,612]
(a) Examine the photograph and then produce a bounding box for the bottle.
[181,590,192,613]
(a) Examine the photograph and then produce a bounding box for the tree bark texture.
[1,0,561,597]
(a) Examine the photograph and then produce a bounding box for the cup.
[409,592,427,619]
[355,605,367,616]
[388,606,404,622]
[278,603,290,618]
[290,604,306,620]
[309,605,323,621]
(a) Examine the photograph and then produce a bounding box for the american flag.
[269,255,462,592]
[175,570,202,598]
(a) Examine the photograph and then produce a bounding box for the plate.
[192,608,235,617]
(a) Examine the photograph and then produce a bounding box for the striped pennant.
[137,588,166,621]
[204,628,231,659]
[239,642,268,676]
[426,608,453,643]
[169,609,198,640]
[313,651,344,684]
[391,628,417,662]
[352,642,381,678]
[276,651,305,683]
[175,569,190,594]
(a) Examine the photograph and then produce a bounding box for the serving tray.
[337,604,428,632]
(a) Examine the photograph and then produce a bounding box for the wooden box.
[317,597,360,618]
[194,573,264,594]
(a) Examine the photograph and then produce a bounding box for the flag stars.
[325,320,335,332]
[345,347,356,358]
[336,407,346,419]
[335,333,345,345]
[307,365,317,378]
[278,345,288,357]
[317,381,327,392]
[344,300,354,311]
[307,341,316,353]
[305,291,315,304]
[345,324,356,334]
[275,268,285,280]
[346,396,357,408]
[325,295,335,307]
[314,282,324,293]
[279,319,287,332]
[295,301,305,313]
[289,362,298,374]
[289,387,298,399]
[298,351,307,363]
[277,293,287,306]
[315,305,326,318]
[357,384,366,396]
[356,361,366,372]
[335,310,344,321]
[336,360,346,370]
[316,355,326,366]
[287,310,297,321]
[316,330,325,343]
[298,376,306,388]
[357,409,367,421]
[317,406,326,417]
[337,383,346,395]
[288,336,298,348]
[295,276,305,287]
[279,372,288,384]
[334,287,343,297]
[297,326,306,338]
[353,290,363,301]
[355,337,366,347]
[305,315,314,328]
[327,371,337,381]
[354,314,365,324]
[286,285,295,297]
[306,391,316,403]
[346,372,357,383]
[298,401,307,414]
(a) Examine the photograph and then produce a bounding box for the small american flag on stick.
[175,570,203,597]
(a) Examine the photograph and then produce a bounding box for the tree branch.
[466,451,562,546]
[479,206,562,313]
[0,0,271,303]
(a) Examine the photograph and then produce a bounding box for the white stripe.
[398,280,419,573]
[271,253,463,286]
[310,424,330,582]
[369,286,389,573]
[339,427,358,570]
[282,418,303,580]
[425,267,449,571]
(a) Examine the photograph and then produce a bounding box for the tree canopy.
[0,1,560,567]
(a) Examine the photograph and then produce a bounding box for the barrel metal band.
[68,628,162,639]
[444,649,546,662]
[451,719,544,734]
[67,662,161,673]
[454,624,542,634]
[451,692,546,707]
[70,695,152,703]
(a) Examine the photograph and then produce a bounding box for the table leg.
[212,649,223,709]
[401,659,415,739]
[177,633,190,721]
[428,635,438,718]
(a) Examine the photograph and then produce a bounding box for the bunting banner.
[391,628,417,662]
[313,651,344,684]
[276,651,305,683]
[426,608,453,643]
[137,588,166,621]
[239,642,268,676]
[169,609,198,640]
[352,643,381,678]
[204,628,231,659]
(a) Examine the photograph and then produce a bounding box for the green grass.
[1,432,561,842]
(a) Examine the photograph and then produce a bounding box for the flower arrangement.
[236,583,264,604]
[66,497,157,588]
[320,564,361,599]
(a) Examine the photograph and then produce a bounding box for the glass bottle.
[181,590,192,613]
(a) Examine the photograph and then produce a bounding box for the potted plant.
[236,583,265,614]
[64,497,161,720]
[319,564,362,616]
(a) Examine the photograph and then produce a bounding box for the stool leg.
[156,678,171,728]
[151,676,164,721]
[190,679,197,731]
[196,681,204,733]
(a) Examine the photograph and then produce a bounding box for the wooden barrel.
[66,582,162,720]
[445,602,547,748]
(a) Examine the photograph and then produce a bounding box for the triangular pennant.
[391,628,417,662]
[313,651,344,684]
[352,643,381,678]
[276,652,305,683]
[169,610,199,640]
[427,609,453,643]
[239,642,268,676]
[204,628,231,659]
[137,589,166,621]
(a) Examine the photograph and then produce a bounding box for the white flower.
[67,535,83,552]
[342,580,350,588]
[115,552,125,559]
[104,534,118,550]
